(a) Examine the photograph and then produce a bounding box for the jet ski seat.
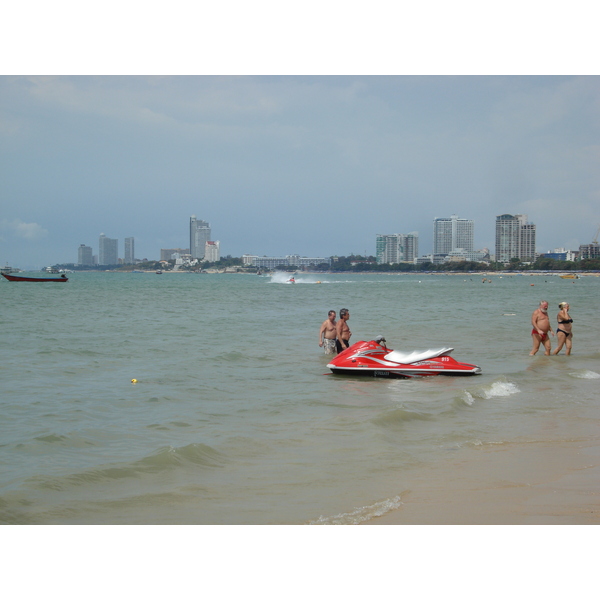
[384,348,454,364]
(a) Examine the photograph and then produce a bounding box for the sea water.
[0,271,599,524]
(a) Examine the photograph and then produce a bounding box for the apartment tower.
[190,216,211,260]
[495,214,536,262]
[433,214,474,255]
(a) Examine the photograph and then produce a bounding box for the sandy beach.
[367,438,600,525]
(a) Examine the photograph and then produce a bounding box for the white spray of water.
[269,271,327,284]
[461,378,521,405]
[569,370,600,379]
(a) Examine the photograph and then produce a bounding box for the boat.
[1,264,20,275]
[559,274,579,279]
[327,336,482,378]
[2,273,68,282]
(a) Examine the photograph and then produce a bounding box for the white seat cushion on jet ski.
[384,348,454,364]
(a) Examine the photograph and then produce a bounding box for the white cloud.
[1,219,48,240]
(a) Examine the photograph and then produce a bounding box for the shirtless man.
[530,300,554,356]
[318,310,337,355]
[335,308,352,353]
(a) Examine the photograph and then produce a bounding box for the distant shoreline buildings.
[190,216,210,260]
[124,237,135,265]
[433,215,474,255]
[495,214,536,263]
[375,233,419,264]
[71,212,596,269]
[98,233,118,266]
[77,234,136,266]
[242,254,331,269]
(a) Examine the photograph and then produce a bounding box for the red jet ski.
[327,336,482,378]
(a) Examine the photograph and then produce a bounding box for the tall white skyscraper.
[99,233,118,265]
[495,214,536,262]
[433,214,474,255]
[376,232,419,264]
[190,215,211,259]
[124,237,135,264]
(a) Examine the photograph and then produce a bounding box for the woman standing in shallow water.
[553,302,573,355]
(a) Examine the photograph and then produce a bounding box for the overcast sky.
[1,7,599,269]
[1,75,599,268]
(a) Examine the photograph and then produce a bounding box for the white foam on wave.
[308,495,403,525]
[569,370,600,379]
[483,380,521,399]
[460,378,520,405]
[462,391,475,406]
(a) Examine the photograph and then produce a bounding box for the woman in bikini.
[553,302,573,355]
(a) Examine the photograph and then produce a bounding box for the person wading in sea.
[336,308,352,353]
[553,301,574,356]
[318,310,337,355]
[530,300,554,356]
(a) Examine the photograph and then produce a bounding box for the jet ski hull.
[327,340,482,378]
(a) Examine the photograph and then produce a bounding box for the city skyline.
[2,76,599,270]
[71,210,577,267]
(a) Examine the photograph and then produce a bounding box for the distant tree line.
[53,254,600,273]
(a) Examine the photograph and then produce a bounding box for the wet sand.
[368,438,600,525]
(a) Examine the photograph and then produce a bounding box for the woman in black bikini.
[553,302,573,355]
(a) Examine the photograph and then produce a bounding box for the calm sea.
[1,270,599,524]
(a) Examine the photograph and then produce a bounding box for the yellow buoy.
[131,379,138,384]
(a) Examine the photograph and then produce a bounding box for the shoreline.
[365,437,600,525]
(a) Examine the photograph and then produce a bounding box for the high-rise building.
[190,215,211,259]
[99,233,118,265]
[433,214,474,255]
[78,244,93,266]
[579,242,600,260]
[124,237,135,264]
[204,240,221,262]
[376,232,419,264]
[495,214,536,262]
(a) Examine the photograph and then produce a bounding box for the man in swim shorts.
[336,308,352,353]
[530,300,554,356]
[318,310,337,354]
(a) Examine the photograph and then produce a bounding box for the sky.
[1,8,599,269]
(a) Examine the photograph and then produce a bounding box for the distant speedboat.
[559,274,579,279]
[2,273,68,282]
[156,270,163,274]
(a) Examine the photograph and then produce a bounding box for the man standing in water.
[318,310,337,355]
[336,308,352,353]
[530,300,554,355]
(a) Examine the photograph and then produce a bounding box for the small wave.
[29,443,227,491]
[35,434,69,443]
[213,351,251,363]
[372,409,431,427]
[569,370,600,379]
[136,443,227,471]
[459,378,520,405]
[308,495,403,525]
